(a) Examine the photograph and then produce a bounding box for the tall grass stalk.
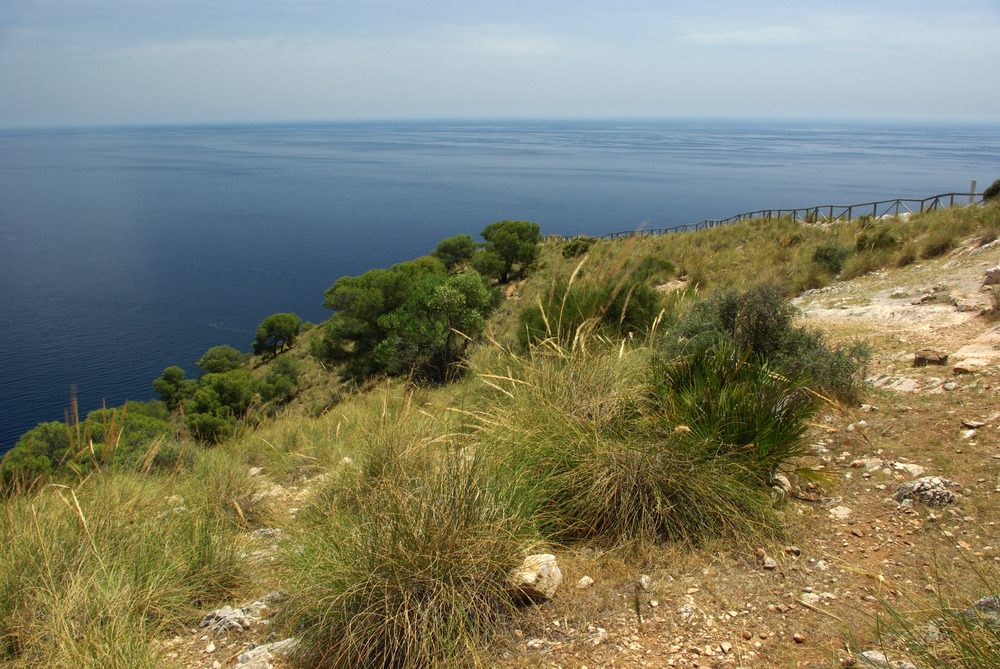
[0,473,247,667]
[282,384,541,669]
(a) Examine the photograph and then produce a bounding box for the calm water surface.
[1,120,998,454]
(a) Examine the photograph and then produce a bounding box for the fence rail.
[594,191,985,241]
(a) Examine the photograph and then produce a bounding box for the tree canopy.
[431,234,479,270]
[374,270,499,382]
[196,345,247,375]
[475,220,541,284]
[316,256,497,381]
[253,313,302,358]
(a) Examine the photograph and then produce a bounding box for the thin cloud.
[470,35,562,56]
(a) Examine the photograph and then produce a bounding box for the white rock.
[893,462,926,477]
[829,505,851,520]
[509,554,562,603]
[576,576,594,589]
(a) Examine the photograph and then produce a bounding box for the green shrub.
[196,345,247,374]
[282,390,537,668]
[983,178,1000,202]
[840,249,891,280]
[517,275,661,348]
[182,370,258,443]
[662,286,868,402]
[896,241,918,267]
[476,343,791,545]
[562,236,595,258]
[812,244,851,274]
[855,228,899,253]
[260,355,302,404]
[476,220,542,284]
[921,225,957,258]
[649,342,816,484]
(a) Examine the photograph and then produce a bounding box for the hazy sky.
[2,0,999,128]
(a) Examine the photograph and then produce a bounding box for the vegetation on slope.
[2,201,999,667]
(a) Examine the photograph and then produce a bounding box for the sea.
[2,119,999,456]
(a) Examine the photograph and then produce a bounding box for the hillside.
[3,201,1000,669]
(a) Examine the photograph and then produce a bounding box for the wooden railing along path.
[595,190,985,241]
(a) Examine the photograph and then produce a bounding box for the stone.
[237,638,299,667]
[860,650,891,666]
[962,429,977,440]
[954,365,978,375]
[576,575,594,589]
[784,545,801,556]
[793,633,806,643]
[763,556,777,570]
[509,554,562,603]
[772,473,792,494]
[637,574,653,591]
[587,628,609,647]
[914,349,948,367]
[894,476,959,507]
[893,462,926,477]
[201,606,251,632]
[829,505,852,520]
[984,266,1000,286]
[800,592,822,606]
[962,418,987,429]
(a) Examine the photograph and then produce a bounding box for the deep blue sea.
[2,119,999,455]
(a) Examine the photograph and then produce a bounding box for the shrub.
[562,236,595,259]
[921,225,957,258]
[182,370,258,443]
[896,241,918,267]
[259,355,302,403]
[983,178,1000,202]
[855,228,899,253]
[318,256,447,379]
[153,366,196,410]
[840,249,891,280]
[517,275,660,348]
[812,244,851,274]
[476,343,791,545]
[662,286,869,402]
[282,389,537,668]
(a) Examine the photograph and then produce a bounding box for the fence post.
[971,180,977,204]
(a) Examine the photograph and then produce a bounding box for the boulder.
[894,476,959,507]
[509,554,562,603]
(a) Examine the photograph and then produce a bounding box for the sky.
[1,0,999,128]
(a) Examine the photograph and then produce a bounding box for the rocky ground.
[158,237,1000,669]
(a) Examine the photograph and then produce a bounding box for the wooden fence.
[594,191,985,241]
